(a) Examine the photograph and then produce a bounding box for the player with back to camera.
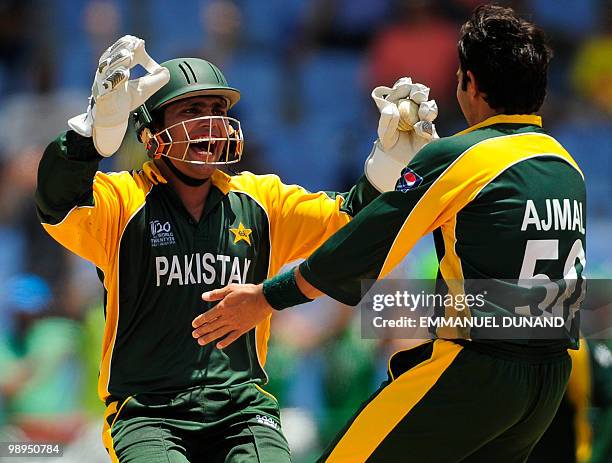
[34,35,438,462]
[193,5,587,462]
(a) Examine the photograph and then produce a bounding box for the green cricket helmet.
[133,58,244,165]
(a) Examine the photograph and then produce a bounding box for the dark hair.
[458,4,552,114]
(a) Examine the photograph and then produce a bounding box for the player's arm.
[35,130,114,267]
[35,130,152,268]
[35,35,168,268]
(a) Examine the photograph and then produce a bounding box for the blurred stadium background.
[0,0,610,462]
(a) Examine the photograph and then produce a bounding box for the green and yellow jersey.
[299,114,586,351]
[35,130,378,403]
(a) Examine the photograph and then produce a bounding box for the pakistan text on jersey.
[521,199,585,234]
[155,254,252,287]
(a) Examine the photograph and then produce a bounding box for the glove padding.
[365,77,439,192]
[68,35,170,156]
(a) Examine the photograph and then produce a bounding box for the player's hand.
[68,35,170,156]
[364,77,439,192]
[192,284,272,349]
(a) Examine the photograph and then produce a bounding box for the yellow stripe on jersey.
[98,171,153,401]
[378,132,582,280]
[439,214,464,282]
[437,214,472,339]
[255,317,272,371]
[325,340,462,462]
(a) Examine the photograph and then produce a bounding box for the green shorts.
[319,339,572,463]
[102,383,291,463]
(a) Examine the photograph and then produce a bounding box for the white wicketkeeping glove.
[68,35,170,157]
[364,77,439,192]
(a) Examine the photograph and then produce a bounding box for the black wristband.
[262,269,313,311]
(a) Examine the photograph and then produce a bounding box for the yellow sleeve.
[267,179,352,274]
[36,132,152,271]
[41,171,149,271]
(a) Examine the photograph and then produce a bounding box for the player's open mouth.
[191,140,216,155]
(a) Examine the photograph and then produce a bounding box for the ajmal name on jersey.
[521,198,585,234]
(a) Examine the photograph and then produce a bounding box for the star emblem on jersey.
[395,167,423,192]
[230,222,253,245]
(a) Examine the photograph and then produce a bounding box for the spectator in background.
[0,1,33,96]
[302,0,390,49]
[0,274,84,444]
[0,156,26,295]
[366,0,459,126]
[83,1,121,58]
[0,54,85,157]
[197,0,242,68]
[0,99,75,310]
[571,12,612,116]
[1,146,72,290]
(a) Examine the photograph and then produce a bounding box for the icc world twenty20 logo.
[150,220,176,247]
